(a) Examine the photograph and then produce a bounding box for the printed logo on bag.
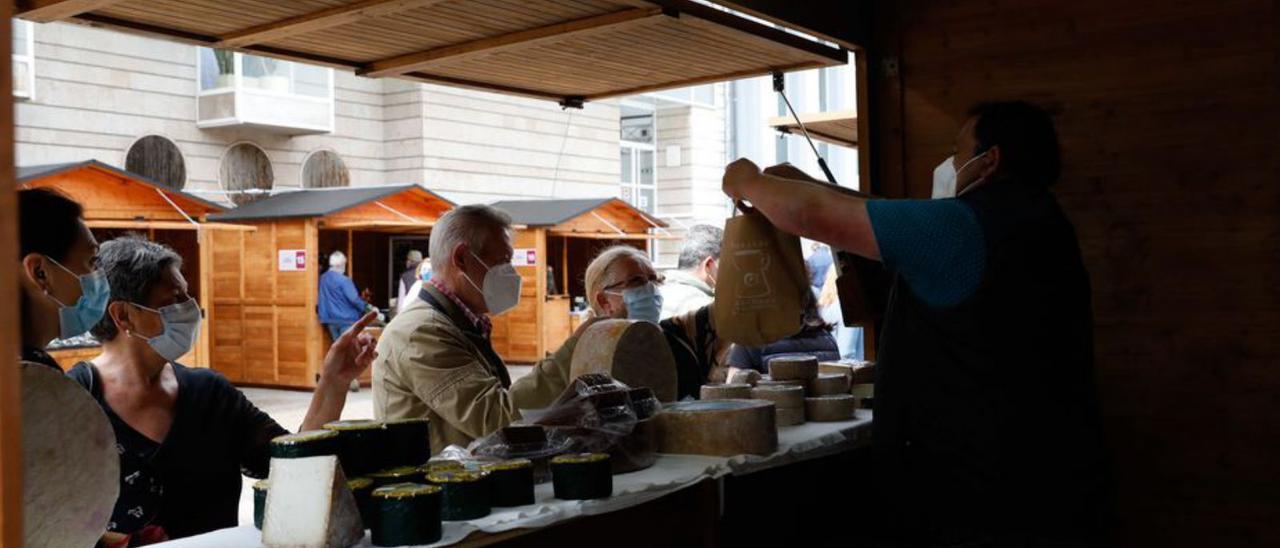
[729,243,777,312]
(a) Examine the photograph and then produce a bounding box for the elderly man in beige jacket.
[372,204,586,453]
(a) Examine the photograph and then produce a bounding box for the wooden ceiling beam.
[16,0,127,23]
[360,7,668,78]
[215,0,450,49]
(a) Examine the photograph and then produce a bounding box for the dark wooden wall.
[865,0,1280,544]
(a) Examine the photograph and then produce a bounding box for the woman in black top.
[67,235,377,546]
[16,188,105,370]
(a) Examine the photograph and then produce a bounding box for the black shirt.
[67,362,289,542]
[21,345,62,371]
[872,182,1109,544]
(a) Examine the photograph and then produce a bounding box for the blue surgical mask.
[43,255,110,339]
[130,298,202,363]
[616,282,663,324]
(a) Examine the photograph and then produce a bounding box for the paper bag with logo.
[713,204,807,346]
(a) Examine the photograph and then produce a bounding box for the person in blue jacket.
[319,250,367,341]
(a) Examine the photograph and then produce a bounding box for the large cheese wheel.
[768,355,819,381]
[21,362,119,548]
[654,400,777,456]
[805,395,857,422]
[819,360,876,385]
[808,373,850,396]
[570,319,678,402]
[757,376,807,390]
[700,383,752,400]
[750,385,805,409]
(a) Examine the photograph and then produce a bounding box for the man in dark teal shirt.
[723,101,1109,546]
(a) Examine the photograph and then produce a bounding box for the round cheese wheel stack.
[851,383,875,407]
[768,355,820,381]
[751,385,806,426]
[21,363,119,548]
[570,319,678,401]
[809,373,850,396]
[701,383,753,400]
[654,399,778,456]
[805,395,857,422]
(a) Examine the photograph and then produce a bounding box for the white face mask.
[130,298,202,363]
[462,251,522,315]
[931,151,989,198]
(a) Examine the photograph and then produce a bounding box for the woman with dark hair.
[16,187,105,369]
[67,235,378,545]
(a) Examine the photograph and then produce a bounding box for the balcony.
[196,48,333,135]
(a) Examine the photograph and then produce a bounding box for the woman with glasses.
[66,235,378,546]
[511,245,727,406]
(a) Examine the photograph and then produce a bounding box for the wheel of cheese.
[700,383,752,400]
[750,384,805,409]
[808,373,850,396]
[757,376,807,390]
[654,399,778,456]
[851,383,875,399]
[850,362,876,385]
[775,406,806,427]
[728,368,762,386]
[767,355,819,381]
[570,319,678,402]
[21,362,119,548]
[805,395,857,422]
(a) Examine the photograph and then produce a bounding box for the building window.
[302,150,350,189]
[12,20,34,100]
[196,48,335,135]
[126,135,187,190]
[220,143,274,206]
[620,110,656,215]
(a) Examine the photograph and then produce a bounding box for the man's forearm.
[739,172,882,261]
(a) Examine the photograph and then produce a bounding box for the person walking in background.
[318,250,366,342]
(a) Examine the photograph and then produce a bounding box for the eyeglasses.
[603,273,664,294]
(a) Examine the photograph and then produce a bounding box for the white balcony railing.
[196,48,334,135]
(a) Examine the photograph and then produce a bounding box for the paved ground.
[233,365,533,525]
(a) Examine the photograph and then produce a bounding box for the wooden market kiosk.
[205,184,453,389]
[487,198,667,363]
[16,160,239,370]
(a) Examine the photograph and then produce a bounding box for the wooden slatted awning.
[16,0,847,105]
[768,109,857,148]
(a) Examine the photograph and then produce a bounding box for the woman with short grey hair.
[66,235,378,545]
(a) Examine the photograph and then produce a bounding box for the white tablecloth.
[158,410,872,547]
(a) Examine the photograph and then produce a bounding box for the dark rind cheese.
[252,479,268,530]
[551,453,612,500]
[347,477,375,530]
[383,418,431,468]
[481,459,535,507]
[371,483,442,547]
[420,460,465,479]
[768,355,819,381]
[808,373,850,396]
[805,395,857,422]
[269,430,340,459]
[700,383,753,400]
[425,470,492,520]
[322,419,388,477]
[368,466,423,489]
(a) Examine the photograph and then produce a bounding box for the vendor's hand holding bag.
[712,202,808,346]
